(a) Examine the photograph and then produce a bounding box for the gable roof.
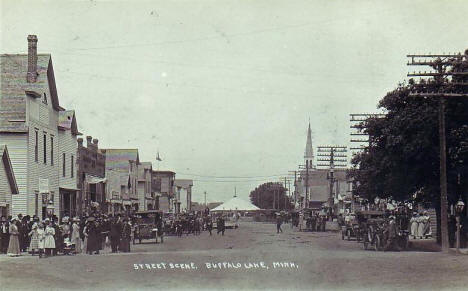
[58,110,79,135]
[0,145,18,194]
[0,54,60,132]
[101,149,139,171]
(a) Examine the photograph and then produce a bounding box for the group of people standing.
[0,213,137,258]
[409,211,431,239]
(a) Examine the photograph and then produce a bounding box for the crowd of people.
[0,213,138,258]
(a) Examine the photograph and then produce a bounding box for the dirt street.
[1,222,467,290]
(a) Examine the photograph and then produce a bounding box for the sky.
[1,0,468,203]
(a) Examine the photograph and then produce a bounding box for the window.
[35,191,39,216]
[71,155,74,178]
[43,132,47,164]
[50,136,54,165]
[42,93,47,105]
[34,129,38,162]
[62,153,66,177]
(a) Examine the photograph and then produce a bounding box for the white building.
[174,179,193,213]
[0,35,76,219]
[57,110,80,218]
[0,145,18,217]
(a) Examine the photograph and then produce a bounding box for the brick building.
[76,136,106,215]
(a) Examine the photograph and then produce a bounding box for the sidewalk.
[408,238,441,252]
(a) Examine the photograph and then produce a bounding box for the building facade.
[57,110,79,218]
[0,145,18,217]
[76,136,106,215]
[137,162,154,211]
[101,149,139,213]
[0,35,65,218]
[174,179,193,213]
[152,170,175,212]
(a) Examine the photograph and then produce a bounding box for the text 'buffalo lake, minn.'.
[133,262,299,270]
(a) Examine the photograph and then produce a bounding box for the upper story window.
[50,136,54,166]
[62,153,66,177]
[42,93,47,105]
[43,132,47,164]
[34,129,39,162]
[71,155,74,178]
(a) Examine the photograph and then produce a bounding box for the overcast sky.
[1,0,467,203]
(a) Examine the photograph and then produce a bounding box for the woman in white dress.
[71,218,81,254]
[37,223,45,258]
[7,218,20,257]
[43,219,56,257]
[417,213,426,239]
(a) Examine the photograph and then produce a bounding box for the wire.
[176,172,288,179]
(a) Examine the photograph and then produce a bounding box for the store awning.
[59,186,80,191]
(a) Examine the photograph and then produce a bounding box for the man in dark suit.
[0,217,9,253]
[110,215,122,253]
[217,216,225,236]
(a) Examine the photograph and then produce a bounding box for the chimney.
[77,138,83,147]
[27,35,38,83]
[93,139,99,148]
[86,136,92,147]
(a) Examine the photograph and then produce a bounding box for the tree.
[349,53,468,244]
[249,182,292,210]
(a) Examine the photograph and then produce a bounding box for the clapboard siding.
[27,83,60,217]
[0,133,28,216]
[58,129,77,189]
[0,152,13,215]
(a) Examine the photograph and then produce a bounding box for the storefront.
[59,187,79,219]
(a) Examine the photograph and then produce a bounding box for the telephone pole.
[289,170,298,208]
[317,145,348,217]
[407,50,468,252]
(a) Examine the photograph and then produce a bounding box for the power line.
[177,172,288,179]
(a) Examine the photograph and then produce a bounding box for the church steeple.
[304,121,314,169]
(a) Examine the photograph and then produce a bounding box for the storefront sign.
[39,178,49,193]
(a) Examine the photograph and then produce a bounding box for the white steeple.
[304,121,314,169]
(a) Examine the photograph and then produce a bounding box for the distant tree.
[249,182,292,210]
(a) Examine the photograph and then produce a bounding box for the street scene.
[1,1,468,290]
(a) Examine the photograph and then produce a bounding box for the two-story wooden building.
[101,149,139,213]
[58,110,80,218]
[0,35,66,218]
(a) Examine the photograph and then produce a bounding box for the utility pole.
[407,51,468,252]
[288,170,298,208]
[349,113,386,210]
[204,191,207,207]
[317,145,348,217]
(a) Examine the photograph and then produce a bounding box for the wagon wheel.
[346,229,351,241]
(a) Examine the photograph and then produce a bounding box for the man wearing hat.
[384,216,399,251]
[0,216,9,254]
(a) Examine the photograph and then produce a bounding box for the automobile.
[134,210,163,243]
[341,214,361,241]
